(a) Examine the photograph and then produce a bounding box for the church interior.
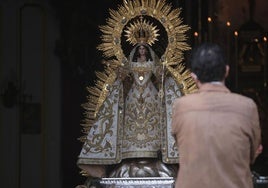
[0,0,267,187]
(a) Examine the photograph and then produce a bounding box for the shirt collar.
[198,82,230,93]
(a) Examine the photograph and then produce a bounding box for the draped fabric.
[77,45,182,166]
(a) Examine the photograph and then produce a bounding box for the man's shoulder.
[173,91,257,113]
[228,92,257,107]
[173,93,200,108]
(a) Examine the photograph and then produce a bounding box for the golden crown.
[124,16,159,46]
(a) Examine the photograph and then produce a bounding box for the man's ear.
[191,72,201,87]
[191,72,198,80]
[225,65,230,78]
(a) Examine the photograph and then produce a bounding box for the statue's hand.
[155,65,165,78]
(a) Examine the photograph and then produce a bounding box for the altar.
[81,175,268,188]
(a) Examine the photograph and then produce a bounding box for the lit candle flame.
[234,31,238,36]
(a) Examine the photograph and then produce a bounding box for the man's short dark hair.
[190,43,227,83]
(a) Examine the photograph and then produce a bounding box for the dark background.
[48,0,268,187]
[1,0,267,187]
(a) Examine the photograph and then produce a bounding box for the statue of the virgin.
[76,0,196,184]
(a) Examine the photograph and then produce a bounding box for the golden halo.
[97,0,191,66]
[82,0,197,124]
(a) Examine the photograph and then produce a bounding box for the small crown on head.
[135,28,148,44]
[124,16,159,46]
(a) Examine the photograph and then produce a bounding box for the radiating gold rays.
[80,0,197,136]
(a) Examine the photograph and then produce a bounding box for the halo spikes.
[97,0,190,64]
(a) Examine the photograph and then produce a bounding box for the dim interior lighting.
[207,17,212,22]
[194,32,198,37]
[234,31,238,36]
[226,21,231,27]
[254,38,259,42]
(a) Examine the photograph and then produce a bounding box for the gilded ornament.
[140,9,147,15]
[80,0,197,151]
[121,17,127,24]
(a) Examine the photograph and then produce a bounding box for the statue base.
[100,177,175,188]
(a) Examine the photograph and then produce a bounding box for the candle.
[198,0,202,43]
[226,21,231,64]
[194,32,199,46]
[264,36,267,88]
[207,17,212,42]
[234,31,238,91]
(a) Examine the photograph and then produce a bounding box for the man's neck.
[197,80,225,88]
